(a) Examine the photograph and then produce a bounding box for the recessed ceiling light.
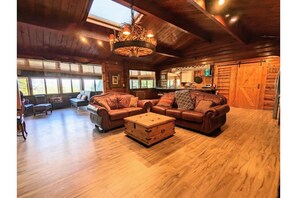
[97,41,103,46]
[218,0,225,6]
[80,36,87,43]
[225,14,230,18]
[230,16,239,23]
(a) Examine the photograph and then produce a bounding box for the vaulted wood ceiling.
[17,0,280,68]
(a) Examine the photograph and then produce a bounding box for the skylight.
[88,0,139,27]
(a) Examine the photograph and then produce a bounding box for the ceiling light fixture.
[218,0,225,6]
[109,0,157,57]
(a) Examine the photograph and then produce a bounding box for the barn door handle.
[258,84,260,89]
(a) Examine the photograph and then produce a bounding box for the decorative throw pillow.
[118,95,132,108]
[81,95,87,100]
[104,95,118,109]
[175,90,194,110]
[129,97,138,107]
[98,100,111,111]
[195,100,213,113]
[77,94,82,99]
[157,93,175,107]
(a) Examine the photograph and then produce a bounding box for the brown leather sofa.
[151,90,230,135]
[87,92,152,132]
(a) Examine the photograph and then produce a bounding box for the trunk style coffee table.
[124,112,176,146]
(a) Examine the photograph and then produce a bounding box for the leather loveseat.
[87,92,152,132]
[151,90,230,135]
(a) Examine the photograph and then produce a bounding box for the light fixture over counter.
[109,0,157,57]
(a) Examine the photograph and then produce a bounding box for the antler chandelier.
[109,0,157,57]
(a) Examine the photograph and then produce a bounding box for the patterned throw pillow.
[98,100,111,111]
[195,100,213,113]
[118,95,132,108]
[81,95,87,100]
[157,93,175,107]
[175,90,194,110]
[129,97,138,107]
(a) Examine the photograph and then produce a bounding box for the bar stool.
[17,109,27,140]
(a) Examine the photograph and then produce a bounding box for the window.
[17,77,29,96]
[95,79,103,91]
[83,79,95,91]
[61,79,72,93]
[44,61,57,70]
[45,78,59,94]
[94,66,102,74]
[60,63,70,71]
[130,79,139,89]
[72,79,81,92]
[130,70,139,76]
[82,65,94,73]
[70,64,79,72]
[88,0,139,27]
[17,58,27,67]
[28,59,43,69]
[141,80,154,88]
[31,78,46,95]
[129,70,155,89]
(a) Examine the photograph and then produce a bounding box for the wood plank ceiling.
[17,0,280,68]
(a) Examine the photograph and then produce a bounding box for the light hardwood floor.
[17,107,280,198]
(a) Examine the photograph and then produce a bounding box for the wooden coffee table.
[124,112,176,146]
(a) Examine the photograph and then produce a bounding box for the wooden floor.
[17,107,280,198]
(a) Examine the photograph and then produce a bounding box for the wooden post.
[273,72,280,119]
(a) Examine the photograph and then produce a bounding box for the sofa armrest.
[87,104,109,116]
[150,99,160,106]
[204,104,230,119]
[137,100,153,112]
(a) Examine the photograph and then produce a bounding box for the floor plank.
[17,107,280,198]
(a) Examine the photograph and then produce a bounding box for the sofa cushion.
[157,93,175,107]
[98,100,111,111]
[104,95,118,109]
[77,94,82,99]
[175,90,194,110]
[108,109,129,121]
[118,95,132,108]
[129,97,138,107]
[166,108,185,119]
[152,106,170,115]
[125,107,143,116]
[195,100,213,113]
[182,111,204,123]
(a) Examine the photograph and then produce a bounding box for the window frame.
[31,77,46,95]
[129,70,156,89]
[17,77,30,96]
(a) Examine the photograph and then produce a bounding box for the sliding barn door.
[234,63,263,109]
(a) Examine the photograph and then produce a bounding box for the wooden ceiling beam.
[112,0,211,42]
[189,0,250,44]
[155,46,181,58]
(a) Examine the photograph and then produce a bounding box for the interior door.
[234,63,262,109]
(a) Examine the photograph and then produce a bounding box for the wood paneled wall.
[102,62,126,93]
[214,56,280,109]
